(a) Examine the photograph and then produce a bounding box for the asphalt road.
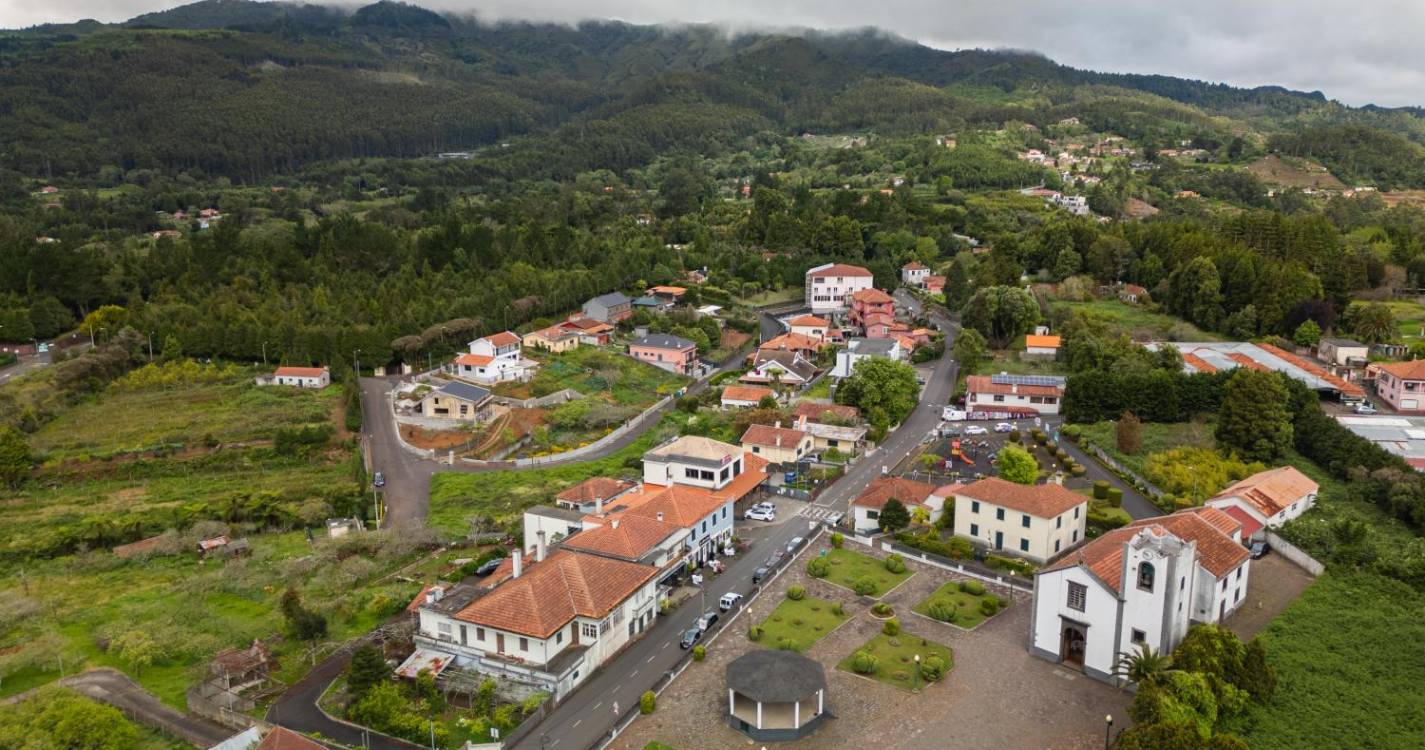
[0,348,53,384]
[268,641,423,750]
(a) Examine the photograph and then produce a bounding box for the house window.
[1137,562,1155,592]
[1179,577,1185,591]
[437,622,452,641]
[582,623,598,639]
[1019,538,1029,552]
[1221,578,1228,591]
[868,510,880,519]
[519,637,528,651]
[1067,582,1087,611]
[996,508,1005,521]
[752,446,760,454]
[701,520,707,534]
[1131,629,1146,644]
[555,630,563,644]
[971,501,980,514]
[1074,507,1080,519]
[459,625,467,645]
[1021,514,1031,528]
[1055,539,1061,553]
[685,468,699,479]
[477,627,485,641]
[1236,567,1242,580]
[1072,529,1078,542]
[993,395,1005,403]
[1056,516,1062,529]
[969,523,978,536]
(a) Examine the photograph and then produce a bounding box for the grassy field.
[754,595,849,652]
[1078,420,1216,479]
[1050,299,1221,342]
[911,581,1004,629]
[30,377,338,461]
[1381,300,1425,344]
[836,632,953,692]
[426,417,678,536]
[1245,154,1345,190]
[1231,572,1425,749]
[820,549,914,597]
[504,346,688,407]
[735,287,804,307]
[0,529,450,709]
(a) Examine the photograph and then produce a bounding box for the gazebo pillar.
[818,688,824,715]
[756,700,763,729]
[794,699,800,727]
[728,688,734,715]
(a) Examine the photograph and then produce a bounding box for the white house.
[804,263,874,314]
[740,350,818,388]
[721,385,775,409]
[413,548,660,699]
[561,513,690,574]
[521,505,588,557]
[1205,466,1318,541]
[850,477,943,533]
[642,436,746,492]
[452,331,539,385]
[901,261,930,288]
[964,374,1065,416]
[951,478,1087,563]
[261,366,330,389]
[832,338,902,378]
[1023,335,1062,359]
[1030,507,1250,683]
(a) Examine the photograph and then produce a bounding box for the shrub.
[1008,429,1021,443]
[1070,464,1087,477]
[920,654,948,682]
[1093,480,1110,500]
[807,558,829,577]
[851,650,878,674]
[852,577,878,596]
[786,586,806,601]
[979,597,1001,616]
[1055,449,1069,461]
[1144,446,1266,503]
[830,532,844,548]
[640,690,656,714]
[1062,425,1082,441]
[959,580,985,596]
[928,601,957,622]
[692,645,706,662]
[884,553,906,574]
[872,602,893,616]
[895,531,973,560]
[1106,487,1123,507]
[747,626,763,641]
[882,617,901,636]
[831,602,844,616]
[777,638,796,651]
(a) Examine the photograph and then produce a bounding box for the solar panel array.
[990,373,1067,387]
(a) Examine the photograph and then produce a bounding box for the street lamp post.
[1104,714,1114,750]
[147,332,154,361]
[354,349,362,377]
[913,653,921,692]
[261,341,268,367]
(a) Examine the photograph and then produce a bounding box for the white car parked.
[964,425,989,436]
[744,507,775,521]
[994,422,1015,433]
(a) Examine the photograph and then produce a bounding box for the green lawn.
[971,349,1068,378]
[819,548,914,597]
[802,378,833,399]
[426,417,678,536]
[1230,572,1425,749]
[754,595,849,652]
[1077,420,1216,479]
[911,580,1005,629]
[508,346,688,407]
[1383,300,1425,344]
[735,287,804,307]
[1050,299,1222,342]
[31,376,337,461]
[836,632,954,692]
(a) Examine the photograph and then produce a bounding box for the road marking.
[572,719,581,728]
[593,701,602,710]
[647,655,657,663]
[630,669,638,677]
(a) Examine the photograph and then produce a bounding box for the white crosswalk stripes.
[796,506,839,520]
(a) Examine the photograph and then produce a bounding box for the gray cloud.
[2,0,1422,107]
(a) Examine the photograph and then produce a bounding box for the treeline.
[1268,125,1425,190]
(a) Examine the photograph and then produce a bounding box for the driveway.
[56,669,231,748]
[1225,552,1316,640]
[268,640,423,750]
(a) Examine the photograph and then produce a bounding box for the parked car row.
[743,501,777,522]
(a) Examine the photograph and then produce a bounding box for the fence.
[187,682,267,733]
[1078,442,1166,501]
[1263,531,1325,576]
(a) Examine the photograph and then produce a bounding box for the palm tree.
[1111,642,1174,687]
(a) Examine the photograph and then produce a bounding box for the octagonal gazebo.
[725,650,829,741]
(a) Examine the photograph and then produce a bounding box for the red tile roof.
[562,317,613,333]
[964,375,1063,398]
[1226,352,1270,372]
[1044,509,1249,591]
[788,315,830,328]
[619,485,730,527]
[455,353,494,367]
[556,477,634,505]
[483,331,522,347]
[851,288,895,304]
[649,285,686,296]
[954,478,1086,518]
[852,477,938,510]
[257,727,327,750]
[1210,466,1317,518]
[721,385,774,403]
[1212,505,1262,539]
[1377,359,1425,380]
[274,366,326,378]
[759,332,825,352]
[1024,335,1061,349]
[740,424,809,448]
[902,261,928,270]
[809,263,872,278]
[1255,343,1366,398]
[1182,353,1218,374]
[1180,505,1243,537]
[453,550,657,638]
[562,515,680,560]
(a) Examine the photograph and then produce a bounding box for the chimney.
[797,414,807,430]
[595,496,604,514]
[512,549,523,578]
[611,519,620,529]
[776,435,782,448]
[775,420,781,429]
[656,511,664,522]
[536,531,547,563]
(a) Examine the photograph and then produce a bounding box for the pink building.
[848,288,896,334]
[1374,360,1425,413]
[628,333,698,376]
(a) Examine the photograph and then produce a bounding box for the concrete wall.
[1264,531,1325,576]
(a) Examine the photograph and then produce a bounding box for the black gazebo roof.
[726,650,827,704]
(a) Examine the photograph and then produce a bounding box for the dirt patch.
[1123,197,1160,219]
[1380,190,1425,209]
[399,424,477,451]
[1247,154,1345,190]
[1225,552,1315,640]
[720,329,753,350]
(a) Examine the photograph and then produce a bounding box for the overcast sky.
[3,0,1423,108]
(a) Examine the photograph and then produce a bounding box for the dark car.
[372,471,386,488]
[475,557,506,576]
[1249,540,1269,559]
[679,627,701,649]
[752,566,769,584]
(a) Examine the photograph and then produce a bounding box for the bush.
[920,654,948,682]
[928,601,957,622]
[852,650,878,674]
[884,553,906,574]
[1070,464,1087,477]
[1055,449,1069,461]
[1093,480,1110,500]
[1062,425,1082,441]
[786,586,806,601]
[979,597,1001,616]
[692,645,705,662]
[806,558,829,577]
[1008,429,1021,443]
[871,602,893,616]
[959,580,986,596]
[747,626,763,641]
[640,690,656,714]
[882,617,901,636]
[831,601,844,616]
[895,531,973,559]
[852,577,878,596]
[1106,487,1123,507]
[830,532,844,548]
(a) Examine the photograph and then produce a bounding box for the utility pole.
[262,341,268,367]
[354,349,362,377]
[147,332,154,361]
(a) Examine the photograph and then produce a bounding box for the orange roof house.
[452,550,658,639]
[954,478,1086,518]
[721,385,775,406]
